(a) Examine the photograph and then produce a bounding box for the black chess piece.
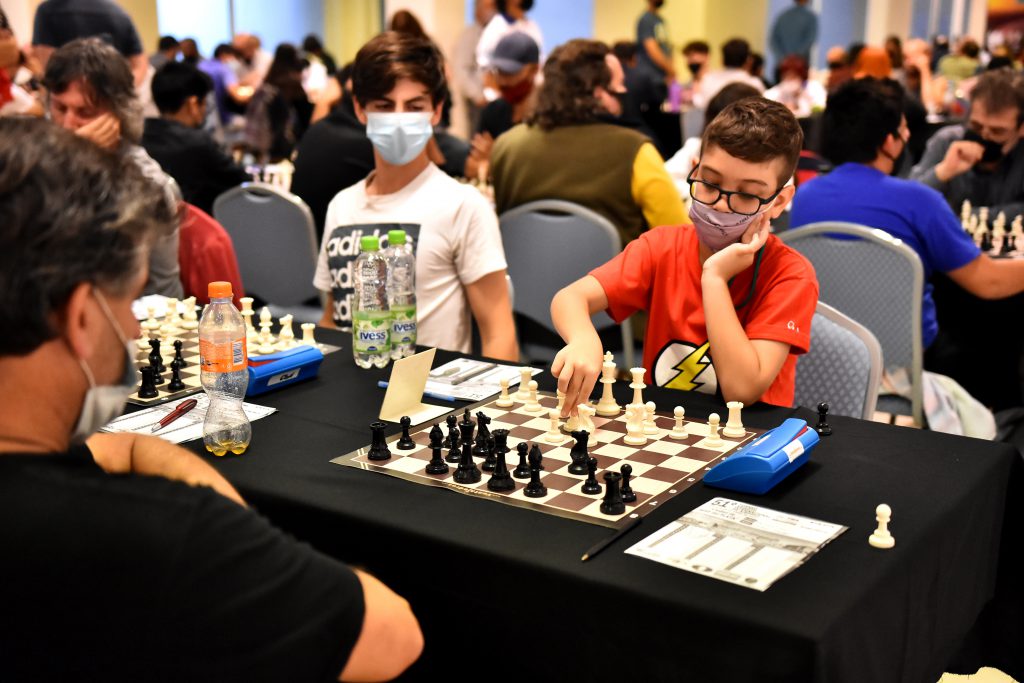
[486,429,515,492]
[474,412,493,458]
[367,421,391,461]
[568,430,590,475]
[512,442,531,479]
[1002,234,1014,255]
[453,428,482,484]
[523,447,547,498]
[445,435,461,464]
[149,352,165,385]
[425,424,449,475]
[460,408,473,427]
[147,338,165,372]
[620,463,637,503]
[138,366,159,399]
[600,471,625,515]
[816,402,832,437]
[167,357,185,392]
[581,456,602,495]
[444,414,458,449]
[529,444,545,473]
[173,339,186,368]
[397,416,416,450]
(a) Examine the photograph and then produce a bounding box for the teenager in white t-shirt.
[314,31,518,361]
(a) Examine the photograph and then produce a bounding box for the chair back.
[795,302,883,420]
[499,200,634,367]
[213,182,321,308]
[780,222,924,423]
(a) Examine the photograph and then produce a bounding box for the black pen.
[581,517,643,562]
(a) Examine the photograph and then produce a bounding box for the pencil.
[581,517,643,562]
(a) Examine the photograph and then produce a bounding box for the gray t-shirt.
[635,11,669,78]
[123,144,184,298]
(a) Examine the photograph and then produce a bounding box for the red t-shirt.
[590,225,818,406]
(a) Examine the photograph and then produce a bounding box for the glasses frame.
[686,165,784,216]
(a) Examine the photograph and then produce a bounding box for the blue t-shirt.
[789,163,981,348]
[635,10,669,77]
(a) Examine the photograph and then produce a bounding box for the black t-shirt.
[32,0,143,56]
[477,98,516,140]
[0,445,365,682]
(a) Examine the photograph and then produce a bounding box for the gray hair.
[0,118,175,355]
[43,37,144,143]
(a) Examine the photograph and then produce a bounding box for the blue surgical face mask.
[365,112,434,166]
[71,290,138,443]
[689,201,767,252]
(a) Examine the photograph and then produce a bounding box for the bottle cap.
[208,281,232,298]
[360,235,380,252]
[387,229,406,245]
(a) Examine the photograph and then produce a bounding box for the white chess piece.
[704,413,723,447]
[643,401,659,435]
[564,412,580,432]
[239,297,254,315]
[869,504,895,549]
[301,322,317,346]
[577,404,596,434]
[159,300,179,335]
[544,409,565,443]
[276,314,297,350]
[669,406,687,439]
[136,333,152,351]
[180,296,199,330]
[142,305,160,331]
[257,325,275,355]
[495,378,514,408]
[515,367,533,401]
[960,199,972,227]
[623,404,647,446]
[596,352,621,417]
[629,367,646,408]
[524,380,543,412]
[241,309,257,345]
[723,401,745,438]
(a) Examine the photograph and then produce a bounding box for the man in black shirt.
[143,62,250,214]
[0,118,423,682]
[32,0,147,84]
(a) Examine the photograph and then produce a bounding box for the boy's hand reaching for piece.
[551,333,603,418]
[702,212,769,283]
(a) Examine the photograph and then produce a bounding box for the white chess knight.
[276,314,297,350]
[623,403,647,446]
[576,404,596,434]
[180,296,199,330]
[869,504,895,549]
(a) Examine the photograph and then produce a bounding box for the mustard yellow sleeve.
[631,142,687,230]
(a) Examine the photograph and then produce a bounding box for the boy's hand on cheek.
[702,214,768,283]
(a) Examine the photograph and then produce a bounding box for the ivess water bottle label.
[391,305,417,345]
[354,311,390,353]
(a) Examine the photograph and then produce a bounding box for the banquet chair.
[213,182,324,323]
[498,200,635,368]
[795,302,883,420]
[781,222,924,425]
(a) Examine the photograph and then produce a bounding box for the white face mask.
[70,291,137,443]
[365,112,433,166]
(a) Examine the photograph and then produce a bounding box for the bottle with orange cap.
[198,281,251,456]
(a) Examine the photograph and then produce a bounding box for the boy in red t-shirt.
[551,98,818,409]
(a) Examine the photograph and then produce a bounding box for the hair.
[778,54,808,81]
[527,39,610,131]
[151,62,212,114]
[721,38,750,69]
[702,97,803,185]
[389,10,427,40]
[213,43,236,59]
[682,40,710,56]
[884,35,903,69]
[157,35,179,52]
[265,43,307,100]
[43,38,143,143]
[962,39,980,59]
[0,118,175,355]
[748,51,765,76]
[497,0,534,13]
[612,40,637,66]
[847,42,866,66]
[970,68,1024,124]
[302,34,324,55]
[703,82,761,129]
[352,32,446,107]
[822,77,902,165]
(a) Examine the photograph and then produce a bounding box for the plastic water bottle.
[353,235,391,368]
[386,229,417,360]
[199,281,251,456]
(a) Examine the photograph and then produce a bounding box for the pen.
[581,517,643,562]
[151,398,199,433]
[376,380,457,403]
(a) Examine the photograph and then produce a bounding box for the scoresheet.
[625,497,847,591]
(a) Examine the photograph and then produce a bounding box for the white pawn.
[544,409,565,443]
[257,325,275,355]
[869,504,895,549]
[669,406,687,439]
[723,401,745,438]
[301,322,317,346]
[643,401,659,435]
[704,413,723,447]
[624,404,647,446]
[524,380,543,412]
[159,300,179,335]
[515,367,533,401]
[495,377,514,408]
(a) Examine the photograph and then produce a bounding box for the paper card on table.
[378,348,451,425]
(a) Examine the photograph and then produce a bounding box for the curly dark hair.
[528,39,611,131]
[0,118,174,355]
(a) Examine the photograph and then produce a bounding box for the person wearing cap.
[476,0,543,75]
[491,39,685,248]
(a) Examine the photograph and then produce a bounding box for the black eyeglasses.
[686,165,784,216]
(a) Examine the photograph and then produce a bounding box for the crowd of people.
[4,0,1024,678]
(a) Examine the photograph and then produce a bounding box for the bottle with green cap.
[352,234,390,369]
[385,229,417,359]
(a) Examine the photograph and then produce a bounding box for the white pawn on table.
[669,406,687,439]
[869,504,895,549]
[704,413,724,448]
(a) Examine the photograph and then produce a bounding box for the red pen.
[151,398,199,433]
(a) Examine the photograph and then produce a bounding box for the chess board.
[332,392,764,529]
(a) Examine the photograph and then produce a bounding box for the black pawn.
[148,338,165,372]
[621,464,637,503]
[474,412,493,458]
[512,442,531,479]
[367,421,391,461]
[600,471,625,515]
[816,402,832,437]
[397,415,416,450]
[173,339,186,368]
[568,430,590,475]
[167,357,185,392]
[487,429,515,492]
[444,414,458,449]
[149,353,165,385]
[445,436,461,464]
[425,424,449,475]
[523,447,547,498]
[138,365,158,399]
[581,456,602,495]
[453,423,481,484]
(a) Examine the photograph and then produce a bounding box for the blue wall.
[233,0,325,51]
[466,1,594,57]
[157,0,231,57]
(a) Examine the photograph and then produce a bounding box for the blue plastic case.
[703,418,819,494]
[246,346,324,397]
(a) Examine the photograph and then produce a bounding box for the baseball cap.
[491,31,540,74]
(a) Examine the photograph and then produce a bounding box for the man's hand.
[551,333,603,418]
[935,139,984,182]
[75,113,121,150]
[702,213,769,283]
